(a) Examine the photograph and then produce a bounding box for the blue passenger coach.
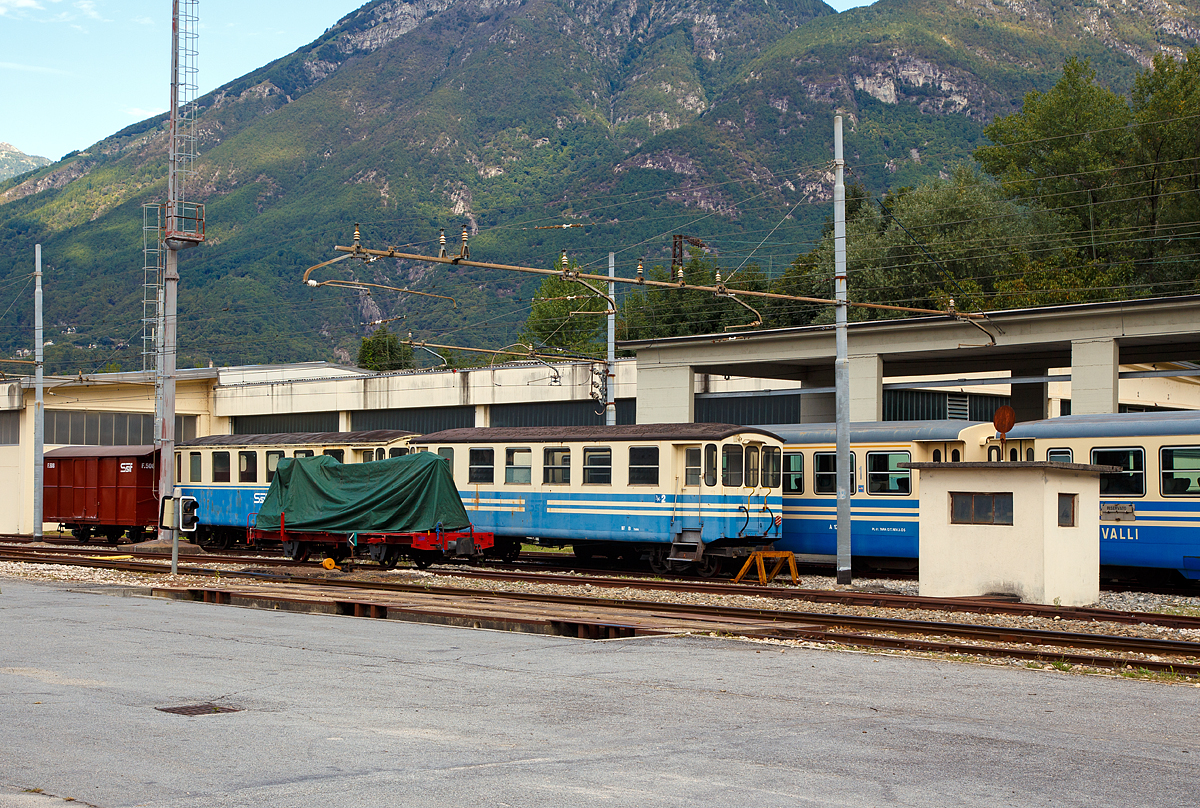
[1006,412,1200,579]
[175,430,416,548]
[410,424,785,575]
[768,421,995,564]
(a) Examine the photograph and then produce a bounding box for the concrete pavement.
[0,578,1196,807]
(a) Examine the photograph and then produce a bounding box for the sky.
[0,0,876,162]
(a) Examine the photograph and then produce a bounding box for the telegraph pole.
[606,252,616,426]
[834,115,852,585]
[33,245,44,540]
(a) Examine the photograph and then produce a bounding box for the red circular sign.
[993,405,1016,435]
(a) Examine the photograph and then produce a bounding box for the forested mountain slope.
[1,0,1196,371]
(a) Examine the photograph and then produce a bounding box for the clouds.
[0,61,71,75]
[0,0,46,16]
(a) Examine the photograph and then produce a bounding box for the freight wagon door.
[43,458,61,520]
[98,457,119,523]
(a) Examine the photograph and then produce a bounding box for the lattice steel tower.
[146,0,205,536]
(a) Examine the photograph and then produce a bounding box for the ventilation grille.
[156,704,241,716]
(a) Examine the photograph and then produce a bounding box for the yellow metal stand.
[732,551,799,586]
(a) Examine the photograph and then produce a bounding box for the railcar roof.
[761,421,991,444]
[1006,411,1200,440]
[178,430,415,447]
[413,423,782,444]
[44,444,157,458]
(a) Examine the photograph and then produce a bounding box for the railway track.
[3,546,1199,677]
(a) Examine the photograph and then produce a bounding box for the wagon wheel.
[71,527,92,544]
[378,546,400,570]
[501,540,521,563]
[572,545,596,561]
[127,527,145,543]
[283,541,309,563]
[696,555,723,578]
[211,531,233,551]
[104,528,124,545]
[647,547,670,575]
[412,550,438,570]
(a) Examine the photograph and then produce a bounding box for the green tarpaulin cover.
[254,452,470,533]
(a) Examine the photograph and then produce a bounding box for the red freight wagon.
[43,446,158,543]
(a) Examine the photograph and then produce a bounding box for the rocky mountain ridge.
[0,143,51,182]
[2,0,1199,371]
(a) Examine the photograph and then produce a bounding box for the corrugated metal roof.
[178,430,415,447]
[413,423,782,444]
[45,445,157,459]
[763,421,990,444]
[1006,411,1200,440]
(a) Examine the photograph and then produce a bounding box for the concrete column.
[1010,368,1048,422]
[635,364,694,424]
[849,354,883,422]
[338,410,353,432]
[1071,338,1119,415]
[800,393,836,423]
[475,404,490,428]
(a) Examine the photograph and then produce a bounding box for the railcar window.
[704,444,717,487]
[213,451,231,483]
[175,452,181,485]
[867,451,911,496]
[437,447,454,468]
[783,452,803,494]
[266,451,283,483]
[389,447,409,458]
[323,449,344,463]
[239,451,258,483]
[951,449,961,462]
[1092,448,1145,497]
[814,452,855,495]
[629,446,659,485]
[506,448,532,484]
[544,448,570,484]
[743,446,760,487]
[987,446,1000,461]
[189,452,202,483]
[1026,448,1034,461]
[684,447,701,486]
[1047,449,1073,463]
[469,449,495,484]
[583,447,612,485]
[722,445,744,487]
[1161,447,1200,496]
[294,450,314,458]
[950,492,1014,525]
[360,450,375,463]
[762,447,781,489]
[932,449,942,463]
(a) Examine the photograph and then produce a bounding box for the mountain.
[1,0,1198,373]
[0,143,51,182]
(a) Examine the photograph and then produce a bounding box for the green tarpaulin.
[254,452,470,533]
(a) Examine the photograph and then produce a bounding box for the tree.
[1129,50,1200,284]
[975,58,1134,265]
[518,265,608,357]
[776,164,1079,317]
[356,326,414,371]
[619,253,769,341]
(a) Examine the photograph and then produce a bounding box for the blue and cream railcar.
[409,424,785,574]
[175,430,416,548]
[1006,412,1200,579]
[770,421,996,564]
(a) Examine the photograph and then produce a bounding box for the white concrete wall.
[918,465,1100,606]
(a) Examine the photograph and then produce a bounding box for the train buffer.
[732,551,799,586]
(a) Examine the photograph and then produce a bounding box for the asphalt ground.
[0,578,1196,808]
